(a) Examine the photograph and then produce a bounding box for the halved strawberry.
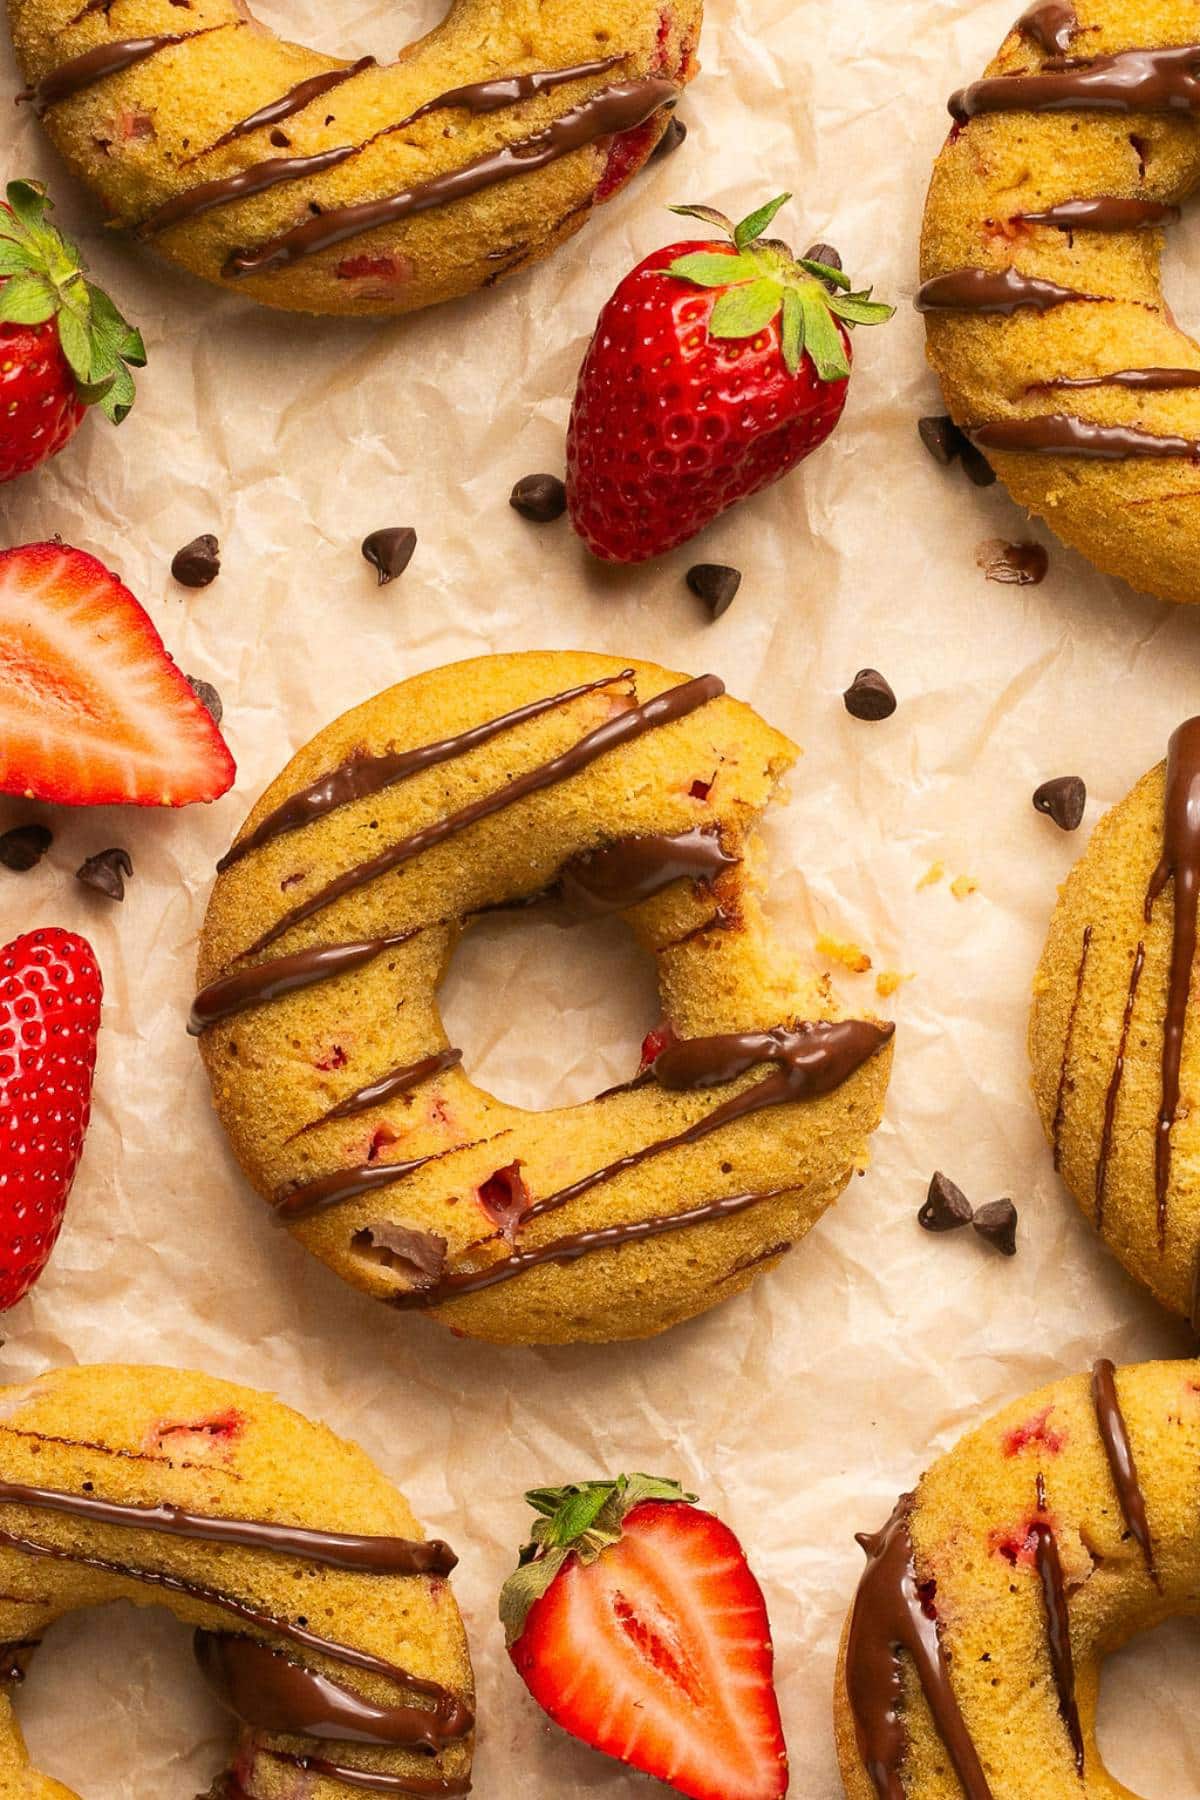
[501,1475,789,1799]
[0,541,235,806]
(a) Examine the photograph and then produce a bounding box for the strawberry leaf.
[734,192,791,249]
[667,250,760,288]
[499,1543,571,1647]
[781,286,804,375]
[99,363,137,423]
[797,255,852,292]
[800,290,850,380]
[0,273,56,326]
[709,276,783,338]
[668,203,735,235]
[5,179,48,235]
[829,289,896,325]
[0,240,32,277]
[55,305,93,384]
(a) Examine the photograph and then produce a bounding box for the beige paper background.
[3,0,1200,1792]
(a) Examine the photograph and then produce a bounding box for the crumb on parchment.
[916,860,945,890]
[875,969,914,999]
[950,874,978,901]
[816,933,872,973]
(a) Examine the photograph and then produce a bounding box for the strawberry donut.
[836,1358,1197,1799]
[191,651,894,1346]
[0,1363,474,1799]
[7,0,698,315]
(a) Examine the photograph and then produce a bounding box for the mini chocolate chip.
[170,533,220,588]
[803,242,843,291]
[977,539,1048,586]
[959,440,997,487]
[76,846,133,901]
[972,1197,1018,1256]
[361,527,417,585]
[269,127,289,146]
[0,824,52,872]
[509,474,567,523]
[686,563,741,619]
[185,674,223,726]
[918,414,966,467]
[1033,775,1086,832]
[652,114,687,159]
[843,668,897,721]
[918,1171,974,1233]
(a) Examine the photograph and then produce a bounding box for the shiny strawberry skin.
[0,317,86,483]
[0,928,101,1309]
[566,239,851,563]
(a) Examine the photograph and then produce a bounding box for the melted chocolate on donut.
[189,930,419,1034]
[201,56,376,154]
[1031,1506,1084,1775]
[1016,0,1079,57]
[1094,942,1144,1227]
[915,268,1100,314]
[1144,716,1200,1239]
[1014,197,1179,231]
[1035,367,1200,391]
[1050,923,1092,1169]
[970,415,1200,459]
[951,43,1200,123]
[267,1752,472,1796]
[1091,1358,1157,1582]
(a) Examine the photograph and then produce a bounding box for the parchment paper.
[3,0,1200,1792]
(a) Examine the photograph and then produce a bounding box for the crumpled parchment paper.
[3,0,1200,1792]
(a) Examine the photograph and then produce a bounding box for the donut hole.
[243,0,444,67]
[439,909,659,1108]
[1160,203,1200,346]
[1095,1617,1200,1797]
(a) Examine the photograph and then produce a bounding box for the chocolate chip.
[803,242,843,291]
[185,674,223,726]
[0,824,52,872]
[76,846,132,901]
[509,474,567,523]
[652,114,687,159]
[1033,775,1086,832]
[976,539,1048,586]
[918,414,966,467]
[843,668,897,721]
[918,1171,974,1233]
[170,533,220,588]
[686,563,741,619]
[361,527,417,585]
[269,127,289,147]
[959,441,997,487]
[972,1197,1018,1256]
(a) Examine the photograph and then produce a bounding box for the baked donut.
[919,1,1200,605]
[0,1362,474,1799]
[1030,714,1200,1326]
[190,651,894,1346]
[7,0,699,316]
[835,1357,1200,1798]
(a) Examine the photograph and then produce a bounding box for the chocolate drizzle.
[1095,942,1144,1227]
[952,43,1200,123]
[223,79,678,279]
[1014,197,1180,231]
[915,268,1099,315]
[1051,923,1091,1169]
[189,930,418,1034]
[30,29,216,113]
[244,673,722,955]
[142,146,359,234]
[305,1049,464,1130]
[216,669,633,873]
[270,1753,471,1796]
[1016,0,1078,56]
[970,414,1200,459]
[844,1495,993,1800]
[396,56,624,126]
[1031,1513,1084,1775]
[1036,367,1200,391]
[202,57,376,156]
[276,1154,442,1223]
[1090,1358,1157,1582]
[557,827,737,916]
[1145,717,1200,1241]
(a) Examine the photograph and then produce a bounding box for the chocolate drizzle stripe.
[523,1020,893,1223]
[222,78,679,279]
[30,26,226,113]
[1031,1518,1084,1775]
[1014,197,1180,231]
[201,57,376,157]
[951,44,1200,124]
[303,1049,464,1131]
[276,1153,442,1222]
[216,669,633,873]
[269,1752,471,1796]
[1090,1359,1157,1582]
[1051,923,1092,1170]
[243,672,722,955]
[141,146,359,233]
[1017,0,1079,57]
[1146,717,1200,1243]
[189,930,419,1034]
[1095,942,1144,1227]
[556,827,737,917]
[915,268,1101,315]
[845,1495,993,1800]
[0,1476,455,1575]
[1034,367,1200,391]
[970,414,1200,459]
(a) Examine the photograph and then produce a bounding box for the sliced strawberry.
[502,1476,788,1799]
[0,541,235,806]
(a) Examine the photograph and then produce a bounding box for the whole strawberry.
[501,1474,789,1799]
[566,195,892,561]
[0,928,101,1309]
[0,179,145,484]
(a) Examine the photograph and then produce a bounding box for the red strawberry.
[0,179,145,484]
[566,194,893,562]
[0,541,235,807]
[501,1475,789,1799]
[0,928,102,1309]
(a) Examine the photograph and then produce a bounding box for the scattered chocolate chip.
[1033,775,1086,832]
[652,114,687,159]
[918,1172,974,1233]
[170,533,220,588]
[185,674,223,726]
[269,127,289,147]
[959,440,997,487]
[0,824,52,872]
[76,846,133,901]
[843,668,897,721]
[686,562,741,619]
[509,473,567,523]
[918,414,966,467]
[361,527,417,585]
[803,242,843,291]
[972,1197,1018,1256]
[976,538,1049,586]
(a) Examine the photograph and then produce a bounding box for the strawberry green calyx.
[0,180,146,423]
[499,1474,695,1645]
[665,192,893,381]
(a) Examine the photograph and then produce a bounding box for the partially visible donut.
[836,1358,1200,1799]
[7,0,699,315]
[0,1363,474,1799]
[191,651,895,1346]
[919,1,1200,605]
